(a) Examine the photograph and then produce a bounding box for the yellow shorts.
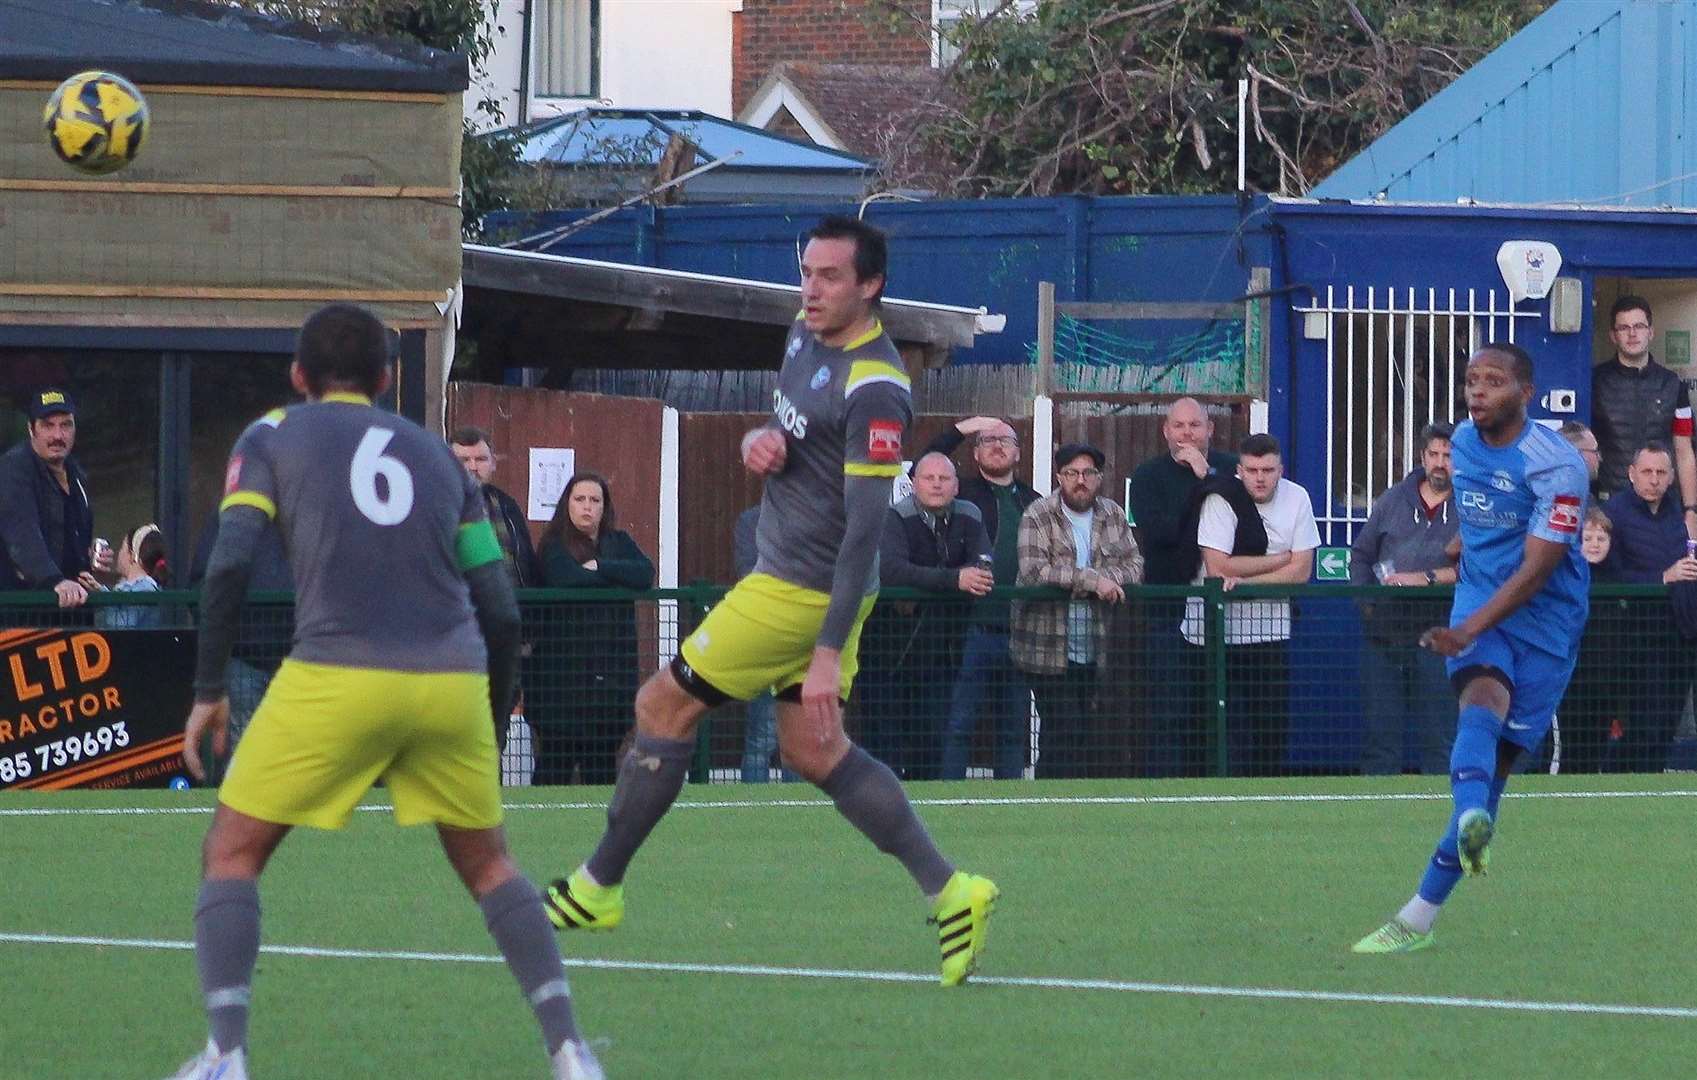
[219,659,501,831]
[679,573,876,702]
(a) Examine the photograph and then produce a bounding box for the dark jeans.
[1145,606,1208,777]
[1226,640,1290,778]
[1029,662,1099,779]
[941,625,1030,779]
[1358,643,1454,775]
[856,641,951,782]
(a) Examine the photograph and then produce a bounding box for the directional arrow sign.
[1317,547,1350,581]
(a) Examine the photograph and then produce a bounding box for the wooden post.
[1036,280,1056,398]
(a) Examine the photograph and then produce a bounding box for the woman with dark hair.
[86,522,170,629]
[534,473,654,785]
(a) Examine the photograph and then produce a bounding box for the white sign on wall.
[1496,240,1563,303]
[528,447,576,522]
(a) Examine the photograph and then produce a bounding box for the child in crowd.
[84,523,170,629]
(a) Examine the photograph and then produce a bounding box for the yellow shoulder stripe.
[844,358,910,398]
[845,462,903,478]
[843,320,885,351]
[220,491,277,519]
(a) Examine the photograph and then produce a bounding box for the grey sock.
[584,730,694,885]
[481,876,580,1056]
[820,746,955,895]
[194,878,261,1055]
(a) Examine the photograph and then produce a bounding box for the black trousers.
[1029,663,1099,779]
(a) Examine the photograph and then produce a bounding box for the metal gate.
[1295,285,1542,545]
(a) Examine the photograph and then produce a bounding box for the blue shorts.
[1446,628,1578,752]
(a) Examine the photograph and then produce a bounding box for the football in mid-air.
[43,70,149,175]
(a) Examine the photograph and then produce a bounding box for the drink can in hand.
[92,537,111,565]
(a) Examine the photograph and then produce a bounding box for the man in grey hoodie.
[1350,422,1461,774]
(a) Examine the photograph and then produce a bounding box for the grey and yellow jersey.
[755,317,912,648]
[220,393,501,674]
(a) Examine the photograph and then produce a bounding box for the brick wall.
[732,0,930,114]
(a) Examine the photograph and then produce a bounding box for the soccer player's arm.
[1451,460,1584,641]
[456,470,523,727]
[1673,382,1697,528]
[819,365,913,650]
[192,420,279,704]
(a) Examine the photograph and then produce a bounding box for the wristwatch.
[1424,569,1438,585]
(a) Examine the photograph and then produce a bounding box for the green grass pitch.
[3,775,1694,1079]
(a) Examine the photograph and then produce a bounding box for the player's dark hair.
[1477,341,1535,386]
[450,426,492,449]
[1420,421,1455,449]
[295,303,393,397]
[806,215,887,301]
[1239,433,1281,460]
[1610,295,1652,327]
[543,472,616,565]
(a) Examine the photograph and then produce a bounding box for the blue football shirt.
[1449,418,1590,657]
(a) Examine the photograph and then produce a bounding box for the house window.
[534,0,598,98]
[933,0,1034,67]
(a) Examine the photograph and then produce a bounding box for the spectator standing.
[0,388,111,607]
[1591,443,1697,772]
[922,416,1040,780]
[91,523,170,629]
[1349,423,1460,775]
[857,452,991,780]
[1590,297,1697,527]
[1012,442,1142,778]
[450,427,541,588]
[1128,397,1238,776]
[733,504,791,783]
[1182,434,1320,777]
[1558,420,1601,497]
[537,473,655,784]
[1563,507,1624,773]
[450,426,540,760]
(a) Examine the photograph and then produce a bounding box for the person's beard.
[978,458,1014,481]
[1061,488,1095,512]
[1427,471,1451,494]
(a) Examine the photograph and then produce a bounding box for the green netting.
[1039,314,1250,394]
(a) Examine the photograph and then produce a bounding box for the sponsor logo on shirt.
[1490,470,1516,492]
[1460,490,1494,512]
[867,420,903,464]
[1547,494,1581,534]
[810,365,832,390]
[772,389,808,439]
[224,456,244,495]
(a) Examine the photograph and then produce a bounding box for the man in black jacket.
[921,417,1040,779]
[0,388,110,607]
[451,427,541,587]
[858,452,991,779]
[1591,296,1697,527]
[1127,398,1238,776]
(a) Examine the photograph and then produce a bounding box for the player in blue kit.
[1354,342,1590,954]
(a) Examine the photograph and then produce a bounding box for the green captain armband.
[456,519,504,571]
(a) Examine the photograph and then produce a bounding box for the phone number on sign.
[0,721,131,783]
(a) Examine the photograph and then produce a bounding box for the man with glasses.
[1591,297,1697,530]
[919,416,1040,780]
[1011,443,1142,778]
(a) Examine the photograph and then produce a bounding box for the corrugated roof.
[508,109,873,172]
[0,0,468,92]
[1314,0,1697,207]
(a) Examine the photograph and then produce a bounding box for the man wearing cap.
[0,389,110,607]
[1011,442,1142,778]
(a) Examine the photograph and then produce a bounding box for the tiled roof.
[761,62,956,189]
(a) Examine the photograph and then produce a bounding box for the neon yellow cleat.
[544,869,624,932]
[1457,808,1494,878]
[1351,918,1435,955]
[930,871,999,986]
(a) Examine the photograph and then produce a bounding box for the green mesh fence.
[2,584,1687,783]
[1040,314,1249,395]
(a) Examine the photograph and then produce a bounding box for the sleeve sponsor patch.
[224,455,244,495]
[867,420,903,464]
[1674,405,1693,438]
[1547,493,1581,534]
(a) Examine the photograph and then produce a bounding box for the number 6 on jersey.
[350,426,414,525]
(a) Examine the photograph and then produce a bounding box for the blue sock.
[1416,705,1500,905]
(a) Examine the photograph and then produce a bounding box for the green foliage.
[894,0,1552,197]
[225,0,520,237]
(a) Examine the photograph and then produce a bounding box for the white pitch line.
[2,931,1692,1021]
[4,788,1697,818]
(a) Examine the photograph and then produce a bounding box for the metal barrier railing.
[1,584,1685,782]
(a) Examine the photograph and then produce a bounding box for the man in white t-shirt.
[1181,433,1319,775]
